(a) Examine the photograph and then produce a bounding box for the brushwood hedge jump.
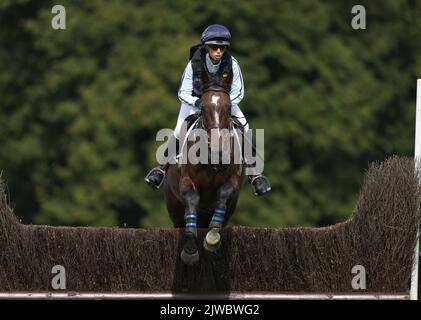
[0,156,419,293]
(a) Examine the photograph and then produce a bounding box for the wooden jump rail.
[0,292,410,300]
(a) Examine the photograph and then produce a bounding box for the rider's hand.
[194,98,202,109]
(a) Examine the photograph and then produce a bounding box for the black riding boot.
[145,164,168,190]
[248,174,271,196]
[243,132,271,196]
[145,135,179,190]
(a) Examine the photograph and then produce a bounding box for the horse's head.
[200,86,232,160]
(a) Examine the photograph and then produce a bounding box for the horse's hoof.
[181,249,199,265]
[204,229,221,252]
[204,239,221,252]
[181,237,199,265]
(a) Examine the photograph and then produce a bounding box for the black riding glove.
[194,98,202,109]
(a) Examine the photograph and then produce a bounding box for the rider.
[145,24,271,196]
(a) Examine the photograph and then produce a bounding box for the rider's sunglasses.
[208,44,227,51]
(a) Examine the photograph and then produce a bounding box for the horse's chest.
[194,170,228,188]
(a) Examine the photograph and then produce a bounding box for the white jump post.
[411,79,421,300]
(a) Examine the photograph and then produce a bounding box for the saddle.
[231,116,246,133]
[175,114,201,165]
[185,113,201,130]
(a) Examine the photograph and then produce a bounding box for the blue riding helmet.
[201,24,231,46]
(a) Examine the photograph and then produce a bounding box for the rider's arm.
[178,61,200,107]
[230,58,244,106]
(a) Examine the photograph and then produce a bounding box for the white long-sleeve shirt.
[177,55,244,108]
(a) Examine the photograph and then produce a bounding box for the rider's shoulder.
[230,55,241,69]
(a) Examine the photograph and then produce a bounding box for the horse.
[164,84,246,265]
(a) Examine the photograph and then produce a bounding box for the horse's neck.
[204,86,228,94]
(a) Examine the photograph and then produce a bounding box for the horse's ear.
[189,44,202,60]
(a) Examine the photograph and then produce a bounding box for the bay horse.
[164,85,245,265]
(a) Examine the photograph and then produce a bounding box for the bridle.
[198,86,234,171]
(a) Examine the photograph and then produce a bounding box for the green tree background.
[0,0,420,228]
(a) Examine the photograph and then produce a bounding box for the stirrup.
[144,167,166,189]
[249,174,271,196]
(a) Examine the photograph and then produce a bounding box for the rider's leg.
[144,134,178,189]
[145,103,198,189]
[231,105,271,196]
[231,104,249,131]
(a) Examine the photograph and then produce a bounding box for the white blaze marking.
[214,111,220,127]
[211,95,220,105]
[212,95,220,127]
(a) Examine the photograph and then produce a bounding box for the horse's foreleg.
[204,179,237,252]
[211,182,235,229]
[180,179,200,265]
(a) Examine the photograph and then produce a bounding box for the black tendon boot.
[145,135,178,189]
